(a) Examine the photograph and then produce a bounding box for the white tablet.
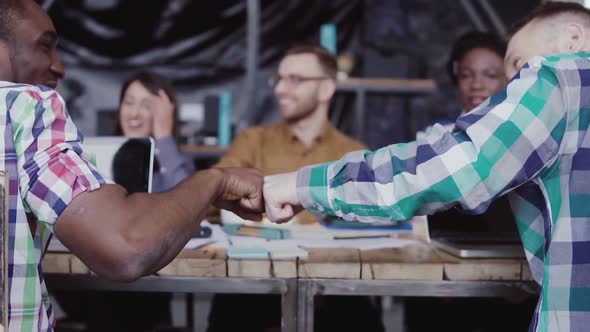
[83,136,155,193]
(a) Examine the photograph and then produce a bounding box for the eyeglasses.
[268,73,329,88]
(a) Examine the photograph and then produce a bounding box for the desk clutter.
[186,219,417,259]
[45,217,532,282]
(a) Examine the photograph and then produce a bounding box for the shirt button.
[160,167,167,173]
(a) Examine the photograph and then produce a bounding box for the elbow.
[91,243,153,282]
[103,256,146,282]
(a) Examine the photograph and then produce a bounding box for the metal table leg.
[281,279,297,332]
[192,294,213,332]
[297,280,306,332]
[297,280,315,332]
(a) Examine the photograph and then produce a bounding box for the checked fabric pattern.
[0,82,105,331]
[298,53,590,331]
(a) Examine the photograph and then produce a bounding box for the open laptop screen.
[83,136,154,193]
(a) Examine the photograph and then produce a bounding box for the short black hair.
[114,71,179,137]
[509,2,590,37]
[446,31,507,85]
[284,43,338,80]
[0,0,25,41]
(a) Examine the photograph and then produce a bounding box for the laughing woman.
[115,71,195,191]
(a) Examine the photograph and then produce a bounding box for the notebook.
[83,136,155,193]
[426,196,525,258]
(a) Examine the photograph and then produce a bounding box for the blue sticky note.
[227,247,269,259]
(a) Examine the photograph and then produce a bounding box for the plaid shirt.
[0,82,105,331]
[297,53,590,332]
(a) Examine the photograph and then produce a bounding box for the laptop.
[83,136,155,193]
[426,196,525,258]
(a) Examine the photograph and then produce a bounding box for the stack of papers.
[185,220,419,259]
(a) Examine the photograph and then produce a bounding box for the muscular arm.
[8,86,262,282]
[55,167,261,281]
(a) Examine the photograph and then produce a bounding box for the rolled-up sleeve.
[297,56,567,223]
[9,87,106,228]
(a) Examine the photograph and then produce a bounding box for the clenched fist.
[213,167,264,221]
[263,171,302,223]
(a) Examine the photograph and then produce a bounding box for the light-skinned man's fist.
[263,171,302,223]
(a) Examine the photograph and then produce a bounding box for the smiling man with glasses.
[208,44,379,332]
[213,43,365,225]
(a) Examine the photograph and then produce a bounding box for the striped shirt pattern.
[297,53,590,331]
[0,82,105,331]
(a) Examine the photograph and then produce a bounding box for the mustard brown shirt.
[215,122,366,223]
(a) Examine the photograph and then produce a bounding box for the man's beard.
[283,100,317,124]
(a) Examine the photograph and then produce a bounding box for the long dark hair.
[114,71,179,138]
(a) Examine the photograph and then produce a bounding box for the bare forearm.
[120,168,224,275]
[55,168,224,280]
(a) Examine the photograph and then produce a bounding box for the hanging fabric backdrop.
[48,0,362,135]
[51,0,362,85]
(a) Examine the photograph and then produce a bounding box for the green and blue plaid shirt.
[297,53,590,331]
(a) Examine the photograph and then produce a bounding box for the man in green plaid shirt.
[265,3,590,331]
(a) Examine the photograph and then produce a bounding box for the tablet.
[83,136,155,193]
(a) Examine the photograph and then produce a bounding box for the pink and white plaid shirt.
[0,82,105,331]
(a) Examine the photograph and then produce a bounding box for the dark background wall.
[48,0,539,149]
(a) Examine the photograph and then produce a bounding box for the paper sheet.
[184,221,229,249]
[190,220,420,254]
[295,237,419,250]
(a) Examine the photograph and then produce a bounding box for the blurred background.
[47,0,539,151]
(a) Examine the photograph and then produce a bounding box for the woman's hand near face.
[150,90,175,140]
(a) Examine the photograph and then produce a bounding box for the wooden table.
[296,245,536,332]
[44,241,537,332]
[44,248,297,332]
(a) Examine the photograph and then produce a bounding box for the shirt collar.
[282,121,334,145]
